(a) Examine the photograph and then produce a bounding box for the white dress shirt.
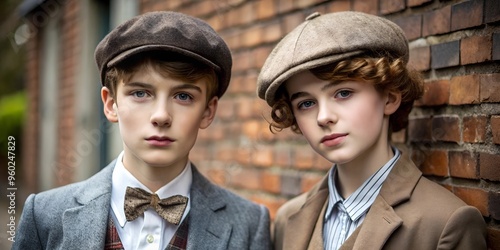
[323,148,400,250]
[110,151,192,250]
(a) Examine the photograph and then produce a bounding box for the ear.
[384,91,402,116]
[199,96,218,129]
[101,87,118,123]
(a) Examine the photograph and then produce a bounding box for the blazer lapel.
[346,154,422,249]
[60,162,116,249]
[284,176,329,250]
[187,165,231,250]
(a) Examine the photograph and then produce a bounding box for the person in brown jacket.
[257,11,487,250]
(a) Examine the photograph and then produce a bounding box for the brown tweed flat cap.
[95,11,232,98]
[257,11,409,106]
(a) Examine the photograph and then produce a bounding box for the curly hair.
[270,56,423,134]
[104,52,218,102]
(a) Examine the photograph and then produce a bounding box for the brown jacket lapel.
[276,154,422,250]
[347,155,421,249]
[280,176,329,250]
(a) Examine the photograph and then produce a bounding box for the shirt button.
[146,234,154,243]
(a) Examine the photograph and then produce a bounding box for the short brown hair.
[270,56,423,134]
[104,52,218,102]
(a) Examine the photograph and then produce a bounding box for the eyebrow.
[289,82,338,102]
[123,82,203,93]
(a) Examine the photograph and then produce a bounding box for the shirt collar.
[325,147,400,221]
[110,151,192,227]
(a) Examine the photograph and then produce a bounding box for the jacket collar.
[186,165,231,250]
[284,153,422,250]
[58,161,233,249]
[61,160,116,249]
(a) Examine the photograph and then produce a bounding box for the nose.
[317,101,337,127]
[150,98,172,127]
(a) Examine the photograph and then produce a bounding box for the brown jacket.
[273,155,487,250]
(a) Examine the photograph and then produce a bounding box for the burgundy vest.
[104,214,189,250]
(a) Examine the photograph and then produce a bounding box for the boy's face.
[285,71,400,165]
[101,65,217,172]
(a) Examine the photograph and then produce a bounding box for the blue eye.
[176,93,192,101]
[298,100,315,109]
[132,91,147,98]
[336,90,352,99]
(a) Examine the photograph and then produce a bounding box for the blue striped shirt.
[323,148,400,250]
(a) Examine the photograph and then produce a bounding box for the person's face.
[101,65,217,172]
[285,71,400,165]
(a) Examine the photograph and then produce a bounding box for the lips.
[145,136,175,147]
[320,133,347,147]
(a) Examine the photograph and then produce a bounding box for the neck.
[335,143,393,199]
[122,154,188,192]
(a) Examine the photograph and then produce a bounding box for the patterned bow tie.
[124,187,188,225]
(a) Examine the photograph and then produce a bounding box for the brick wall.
[56,0,79,186]
[21,0,499,248]
[140,0,500,247]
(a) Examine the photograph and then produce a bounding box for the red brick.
[408,0,432,7]
[281,173,302,196]
[256,0,276,20]
[326,0,351,12]
[277,0,296,14]
[301,173,325,193]
[254,45,273,69]
[449,74,481,105]
[417,149,449,177]
[422,5,451,37]
[408,117,432,142]
[242,25,263,48]
[380,0,405,14]
[294,145,316,169]
[453,186,489,216]
[451,0,484,31]
[353,0,378,15]
[239,2,256,25]
[296,0,323,8]
[485,0,500,23]
[216,98,235,120]
[461,36,492,65]
[275,145,292,167]
[489,191,500,220]
[263,21,282,44]
[230,168,261,190]
[252,145,275,167]
[189,0,217,17]
[315,154,333,171]
[416,80,449,106]
[492,116,500,145]
[480,153,500,181]
[432,116,460,143]
[431,40,460,69]
[237,97,255,119]
[215,144,237,162]
[394,15,422,41]
[236,145,252,165]
[463,116,487,143]
[449,151,479,179]
[487,227,500,250]
[283,12,304,34]
[494,33,500,60]
[261,171,281,194]
[232,50,253,72]
[480,73,500,103]
[251,195,287,220]
[204,167,227,186]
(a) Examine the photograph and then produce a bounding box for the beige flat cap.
[257,11,408,106]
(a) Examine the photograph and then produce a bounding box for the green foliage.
[0,91,26,157]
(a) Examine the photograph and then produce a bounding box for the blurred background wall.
[1,0,499,248]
